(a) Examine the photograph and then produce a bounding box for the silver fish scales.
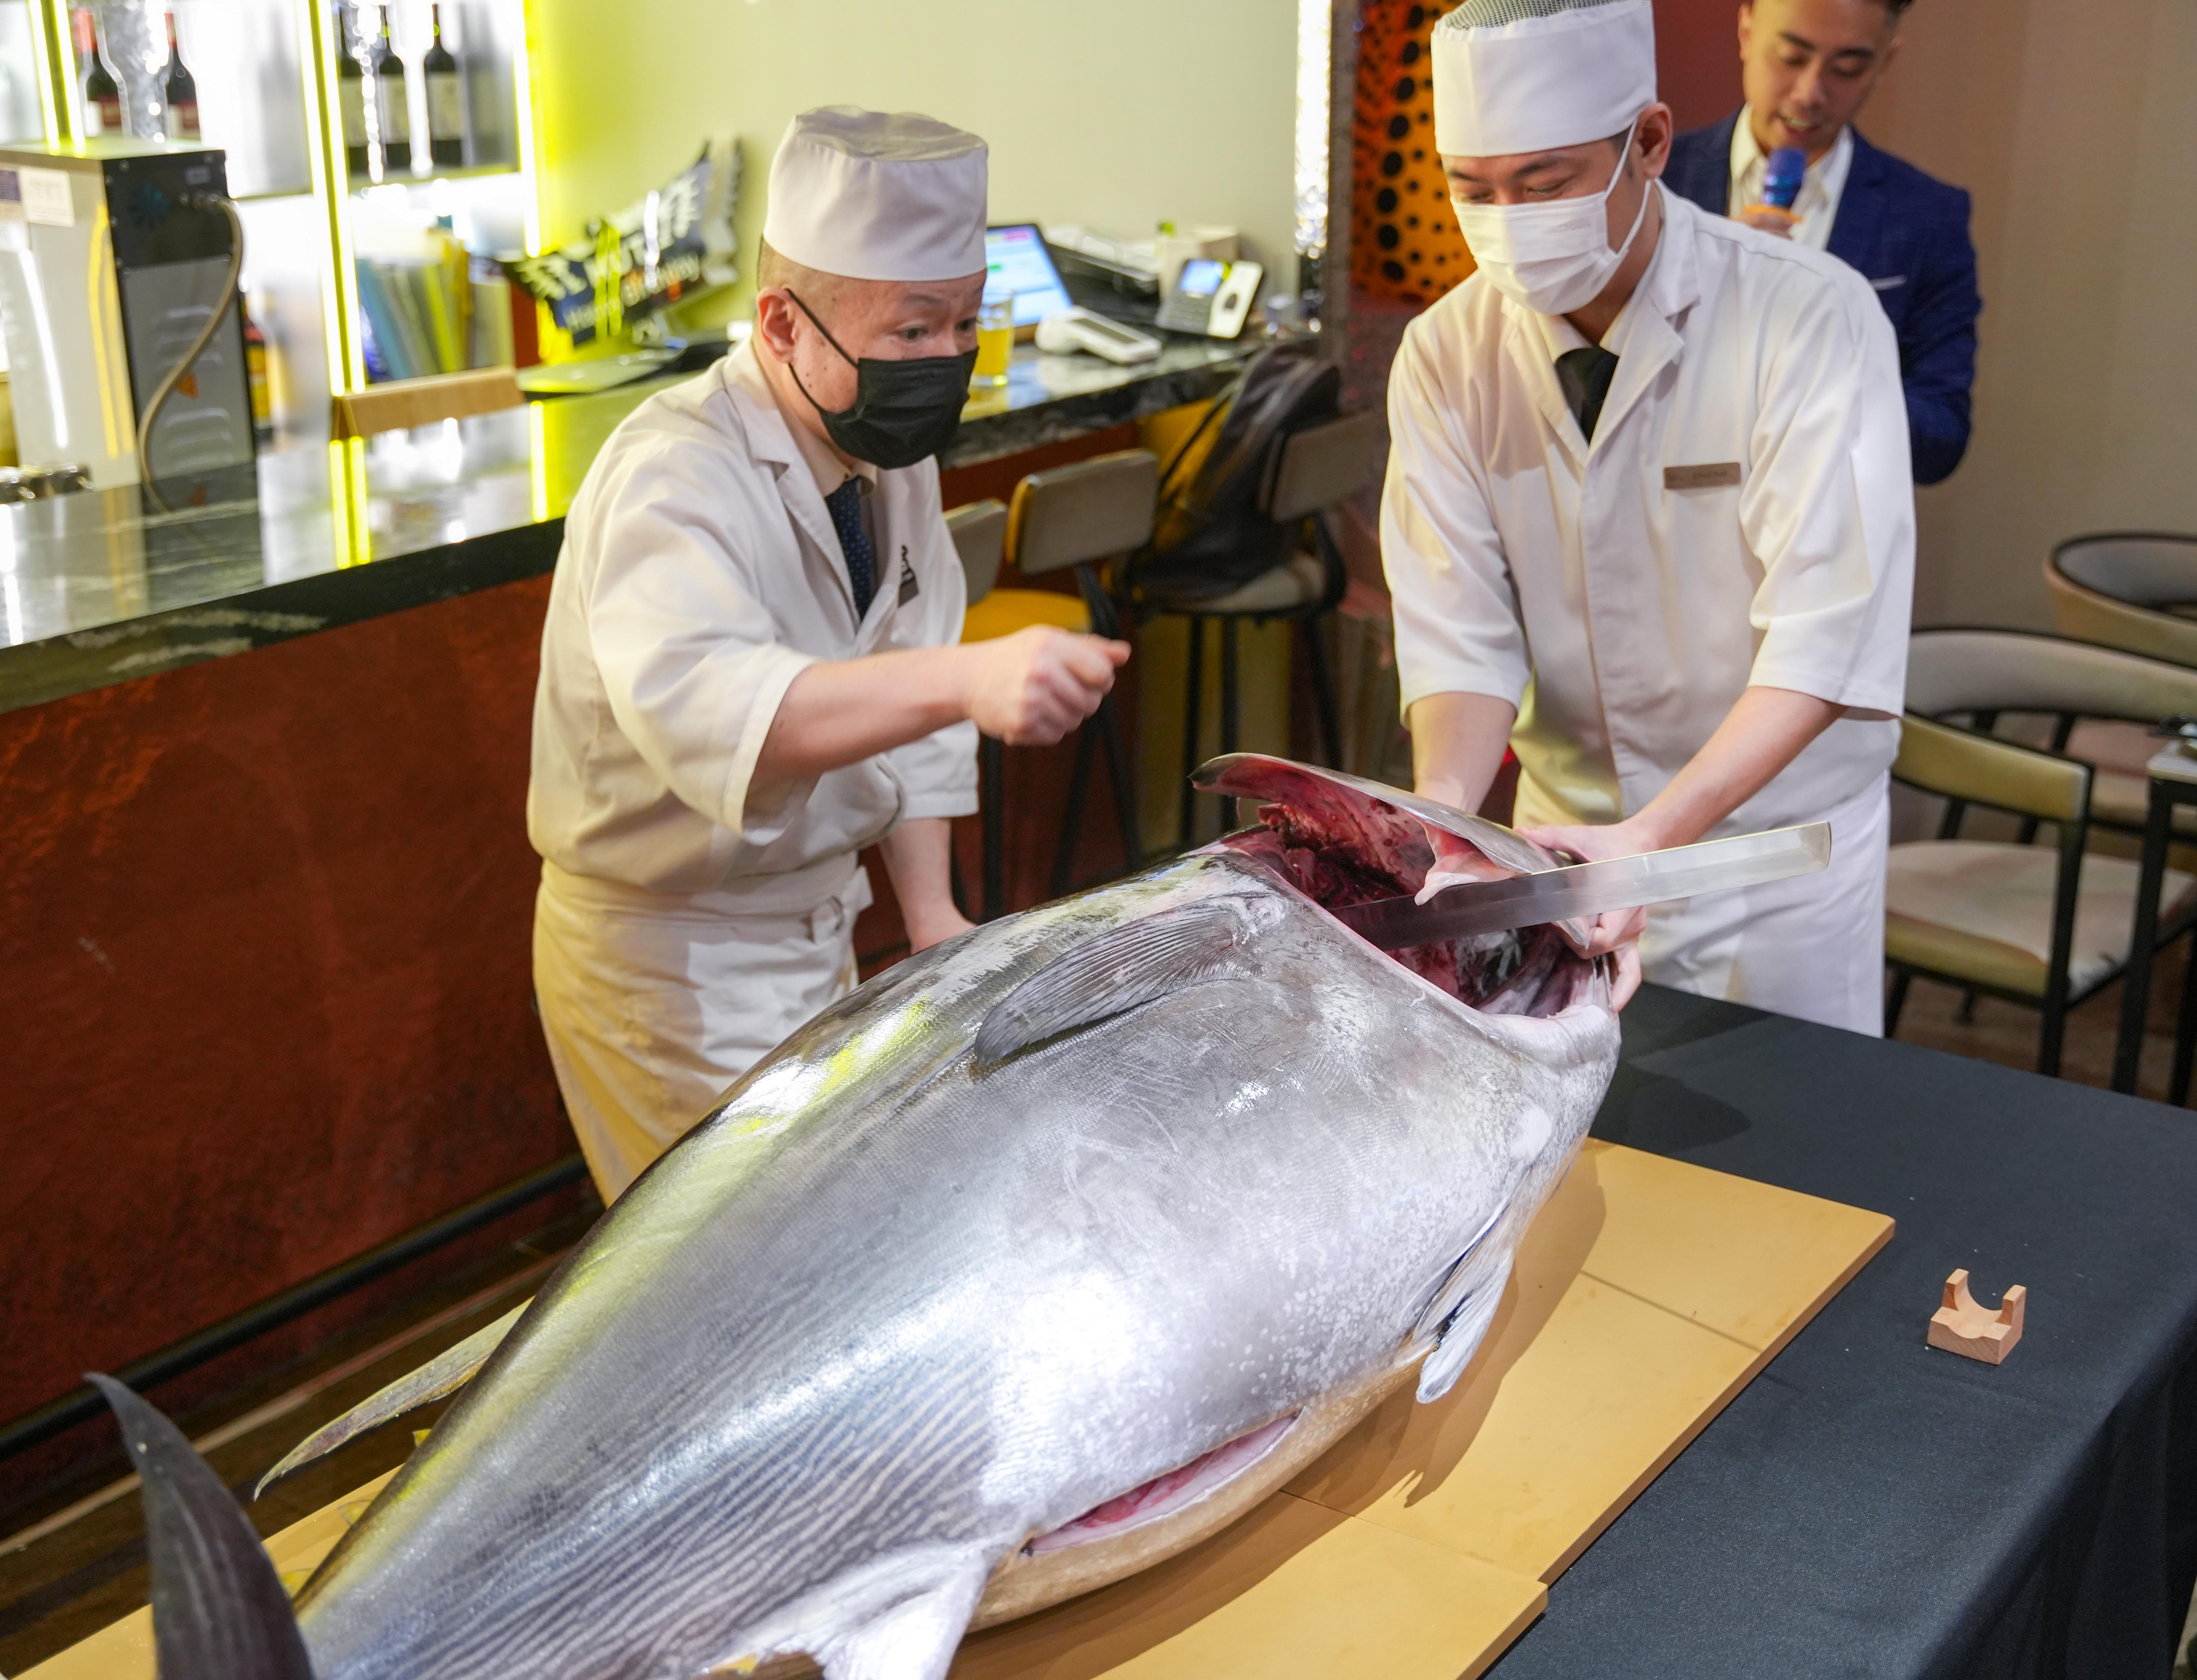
[97,758,1621,1680]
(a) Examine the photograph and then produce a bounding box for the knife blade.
[1328,822,1833,951]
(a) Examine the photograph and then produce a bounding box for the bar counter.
[0,335,1252,716]
[0,333,1255,1497]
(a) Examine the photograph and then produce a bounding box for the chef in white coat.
[1385,0,1912,1033]
[530,108,1129,1197]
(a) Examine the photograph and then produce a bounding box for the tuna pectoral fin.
[975,898,1261,1066]
[810,1558,992,1680]
[1415,1253,1512,1404]
[88,1375,314,1680]
[254,1302,525,1498]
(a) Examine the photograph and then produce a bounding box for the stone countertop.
[0,338,1255,716]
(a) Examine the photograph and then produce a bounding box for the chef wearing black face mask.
[528,106,1131,1199]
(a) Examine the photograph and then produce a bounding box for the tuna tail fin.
[88,1374,315,1680]
[255,1300,526,1497]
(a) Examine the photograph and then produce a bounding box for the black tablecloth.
[1487,986,2197,1680]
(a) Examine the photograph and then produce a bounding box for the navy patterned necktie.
[825,477,876,619]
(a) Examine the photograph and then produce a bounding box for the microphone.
[1761,146,1808,213]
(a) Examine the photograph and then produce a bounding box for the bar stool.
[945,449,1154,916]
[1138,407,1386,846]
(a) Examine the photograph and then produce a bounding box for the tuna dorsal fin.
[88,1374,315,1680]
[254,1302,526,1498]
[974,898,1259,1068]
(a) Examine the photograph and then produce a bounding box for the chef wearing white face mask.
[1383,0,1913,1034]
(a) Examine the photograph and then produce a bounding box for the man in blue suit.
[1665,0,1979,484]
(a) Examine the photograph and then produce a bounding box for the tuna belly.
[968,1360,1416,1629]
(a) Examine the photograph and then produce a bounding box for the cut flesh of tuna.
[1026,1413,1299,1554]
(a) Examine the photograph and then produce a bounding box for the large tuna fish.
[97,757,1620,1680]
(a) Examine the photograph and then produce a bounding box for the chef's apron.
[533,858,874,1199]
[1516,772,1890,1037]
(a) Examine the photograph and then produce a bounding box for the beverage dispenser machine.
[0,137,254,499]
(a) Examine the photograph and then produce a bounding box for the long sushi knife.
[1328,822,1833,951]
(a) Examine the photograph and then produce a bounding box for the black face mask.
[784,290,977,470]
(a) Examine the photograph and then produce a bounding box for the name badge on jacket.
[1664,462,1743,492]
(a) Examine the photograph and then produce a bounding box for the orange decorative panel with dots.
[1352,0,1474,305]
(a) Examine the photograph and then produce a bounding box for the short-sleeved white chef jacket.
[1382,187,1914,1031]
[528,340,977,1195]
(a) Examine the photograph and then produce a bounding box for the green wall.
[528,0,1302,311]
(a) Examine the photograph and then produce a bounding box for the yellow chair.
[1884,628,2197,1079]
[944,448,1156,916]
[2044,534,2197,837]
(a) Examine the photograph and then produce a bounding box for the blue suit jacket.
[1666,113,1981,485]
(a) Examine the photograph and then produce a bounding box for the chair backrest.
[944,499,1007,606]
[2045,536,2197,667]
[1906,628,2197,725]
[1007,448,1159,578]
[1264,407,1386,524]
[1893,713,2089,825]
[2052,533,2197,606]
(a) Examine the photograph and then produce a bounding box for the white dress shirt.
[1729,119,1854,253]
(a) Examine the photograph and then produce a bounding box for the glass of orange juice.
[974,292,1014,387]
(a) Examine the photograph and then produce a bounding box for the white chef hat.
[761,106,988,283]
[1431,0,1657,158]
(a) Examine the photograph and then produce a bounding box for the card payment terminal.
[1156,258,1263,338]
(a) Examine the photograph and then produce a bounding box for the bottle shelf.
[20,0,539,439]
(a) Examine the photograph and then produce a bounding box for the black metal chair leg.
[1884,969,1913,1038]
[1300,610,1343,769]
[1219,617,1241,755]
[1179,615,1205,851]
[1096,690,1141,881]
[1054,724,1098,899]
[981,734,1006,921]
[1219,617,1241,830]
[2174,931,2197,1106]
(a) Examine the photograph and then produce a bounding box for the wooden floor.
[0,973,2188,1677]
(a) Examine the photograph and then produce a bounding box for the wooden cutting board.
[29,1141,1891,1680]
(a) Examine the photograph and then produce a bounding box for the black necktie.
[1555,346,1621,443]
[825,477,876,618]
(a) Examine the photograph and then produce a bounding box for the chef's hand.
[1737,204,1797,239]
[1518,819,1650,1010]
[965,628,1130,745]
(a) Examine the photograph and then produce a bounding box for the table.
[1487,985,2197,1680]
[2111,740,2197,1097]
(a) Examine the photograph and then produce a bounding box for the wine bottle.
[77,10,122,138]
[337,5,369,178]
[161,12,199,143]
[423,4,462,169]
[372,4,409,175]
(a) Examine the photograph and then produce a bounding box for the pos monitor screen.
[984,224,1075,328]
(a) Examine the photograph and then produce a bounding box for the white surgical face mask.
[1450,120,1652,316]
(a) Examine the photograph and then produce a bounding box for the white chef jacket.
[529,341,977,1194]
[1383,187,1914,1032]
[1730,120,1854,253]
